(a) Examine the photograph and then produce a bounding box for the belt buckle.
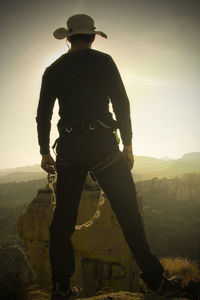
[89,123,96,130]
[66,127,72,133]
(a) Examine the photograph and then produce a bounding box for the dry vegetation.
[160,257,200,286]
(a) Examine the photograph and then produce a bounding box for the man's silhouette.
[36,14,181,300]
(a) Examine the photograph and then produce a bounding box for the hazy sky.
[1,0,200,168]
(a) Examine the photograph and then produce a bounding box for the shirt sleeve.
[36,68,56,155]
[106,55,132,146]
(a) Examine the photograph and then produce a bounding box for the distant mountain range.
[0,164,42,176]
[0,164,45,184]
[0,152,199,183]
[133,152,200,180]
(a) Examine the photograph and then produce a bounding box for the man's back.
[45,49,113,125]
[36,48,132,154]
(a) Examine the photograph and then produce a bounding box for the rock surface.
[18,185,141,297]
[26,285,189,300]
[0,245,36,300]
[136,173,200,202]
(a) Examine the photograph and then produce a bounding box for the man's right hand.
[41,153,56,174]
[122,145,134,170]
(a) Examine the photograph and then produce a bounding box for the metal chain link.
[47,172,105,230]
[47,172,57,206]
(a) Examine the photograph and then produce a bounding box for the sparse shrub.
[160,256,200,286]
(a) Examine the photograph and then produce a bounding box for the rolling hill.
[0,152,199,183]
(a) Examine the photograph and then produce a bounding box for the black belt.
[58,119,116,134]
[52,120,115,151]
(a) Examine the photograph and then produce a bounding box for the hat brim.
[53,27,107,39]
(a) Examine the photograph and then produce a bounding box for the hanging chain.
[47,172,57,206]
[47,172,105,230]
[75,188,105,230]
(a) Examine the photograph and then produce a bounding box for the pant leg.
[93,154,164,277]
[49,164,88,288]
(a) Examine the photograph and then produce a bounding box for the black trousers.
[49,122,164,288]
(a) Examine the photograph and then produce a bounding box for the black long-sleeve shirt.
[36,48,132,154]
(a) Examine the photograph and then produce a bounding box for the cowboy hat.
[53,14,107,40]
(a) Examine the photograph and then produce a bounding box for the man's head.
[53,14,107,40]
[67,33,95,46]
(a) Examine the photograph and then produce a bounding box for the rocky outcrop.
[176,173,200,202]
[17,184,141,297]
[76,293,188,300]
[25,286,189,300]
[136,173,200,202]
[0,245,36,300]
[85,172,100,190]
[26,289,144,300]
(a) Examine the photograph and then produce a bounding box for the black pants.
[49,121,164,288]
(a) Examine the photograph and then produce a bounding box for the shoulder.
[44,53,68,75]
[88,50,118,73]
[89,49,113,62]
[91,50,117,67]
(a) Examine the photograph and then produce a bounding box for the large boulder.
[0,245,36,300]
[17,183,141,297]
